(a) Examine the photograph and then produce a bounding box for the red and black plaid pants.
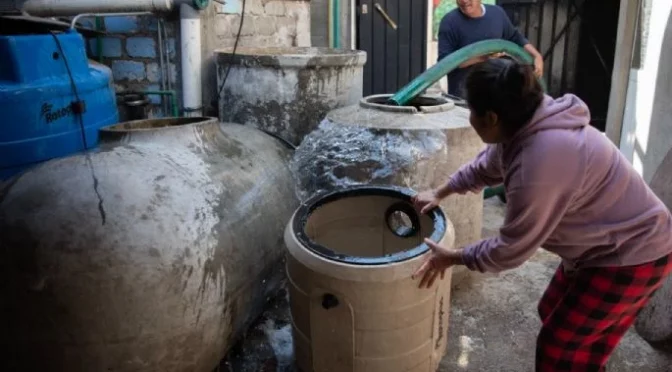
[536,253,672,371]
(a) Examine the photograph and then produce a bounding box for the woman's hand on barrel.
[413,238,464,289]
[412,189,442,215]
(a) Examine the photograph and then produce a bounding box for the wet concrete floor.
[220,198,672,371]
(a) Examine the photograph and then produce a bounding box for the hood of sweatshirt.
[509,93,592,145]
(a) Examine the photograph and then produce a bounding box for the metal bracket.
[374,3,397,30]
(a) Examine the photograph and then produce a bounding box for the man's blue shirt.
[438,5,529,97]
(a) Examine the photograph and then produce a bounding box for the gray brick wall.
[81,0,312,120]
[81,14,179,120]
[213,0,310,48]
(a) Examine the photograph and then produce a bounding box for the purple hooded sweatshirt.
[448,94,672,273]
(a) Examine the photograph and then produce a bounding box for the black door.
[356,0,428,96]
[499,0,620,131]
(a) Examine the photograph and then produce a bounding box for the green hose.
[143,90,179,117]
[389,39,549,202]
[389,39,546,106]
[484,184,507,200]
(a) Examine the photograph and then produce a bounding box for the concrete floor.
[221,198,672,371]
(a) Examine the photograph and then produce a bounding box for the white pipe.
[21,0,173,16]
[180,3,202,117]
[70,12,151,29]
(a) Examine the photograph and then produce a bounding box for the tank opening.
[294,186,446,265]
[103,117,211,131]
[368,95,447,109]
[359,94,454,113]
[385,202,419,238]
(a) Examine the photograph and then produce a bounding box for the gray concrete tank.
[215,47,367,146]
[0,117,298,371]
[292,94,484,255]
[284,186,455,371]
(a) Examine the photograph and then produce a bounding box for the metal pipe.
[70,12,151,29]
[119,90,179,117]
[333,0,340,48]
[328,0,333,47]
[328,0,340,48]
[144,90,179,117]
[163,17,172,97]
[180,3,202,117]
[157,18,168,115]
[374,3,397,30]
[95,16,103,62]
[22,0,173,17]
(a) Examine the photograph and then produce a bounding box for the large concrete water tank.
[215,47,367,146]
[0,117,297,371]
[285,186,455,372]
[292,94,483,252]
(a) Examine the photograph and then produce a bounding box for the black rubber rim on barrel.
[294,185,447,265]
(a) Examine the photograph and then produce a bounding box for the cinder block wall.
[80,15,179,120]
[79,0,312,120]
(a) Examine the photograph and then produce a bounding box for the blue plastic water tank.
[0,30,118,180]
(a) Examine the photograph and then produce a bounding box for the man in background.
[438,0,544,98]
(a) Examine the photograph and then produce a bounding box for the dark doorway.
[499,0,621,131]
[356,0,428,96]
[574,0,621,132]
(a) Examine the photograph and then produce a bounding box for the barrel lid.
[293,185,447,266]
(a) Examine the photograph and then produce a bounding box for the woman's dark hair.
[464,58,544,137]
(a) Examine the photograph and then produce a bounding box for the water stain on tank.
[0,117,297,372]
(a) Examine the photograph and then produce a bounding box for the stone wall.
[80,15,180,120]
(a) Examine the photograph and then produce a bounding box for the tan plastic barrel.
[285,186,455,372]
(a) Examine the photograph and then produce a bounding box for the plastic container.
[0,30,118,180]
[121,93,151,121]
[285,186,455,372]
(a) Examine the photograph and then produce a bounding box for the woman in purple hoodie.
[412,58,672,371]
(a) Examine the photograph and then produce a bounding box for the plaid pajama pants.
[536,253,672,372]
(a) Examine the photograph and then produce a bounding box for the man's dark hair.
[464,58,544,137]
